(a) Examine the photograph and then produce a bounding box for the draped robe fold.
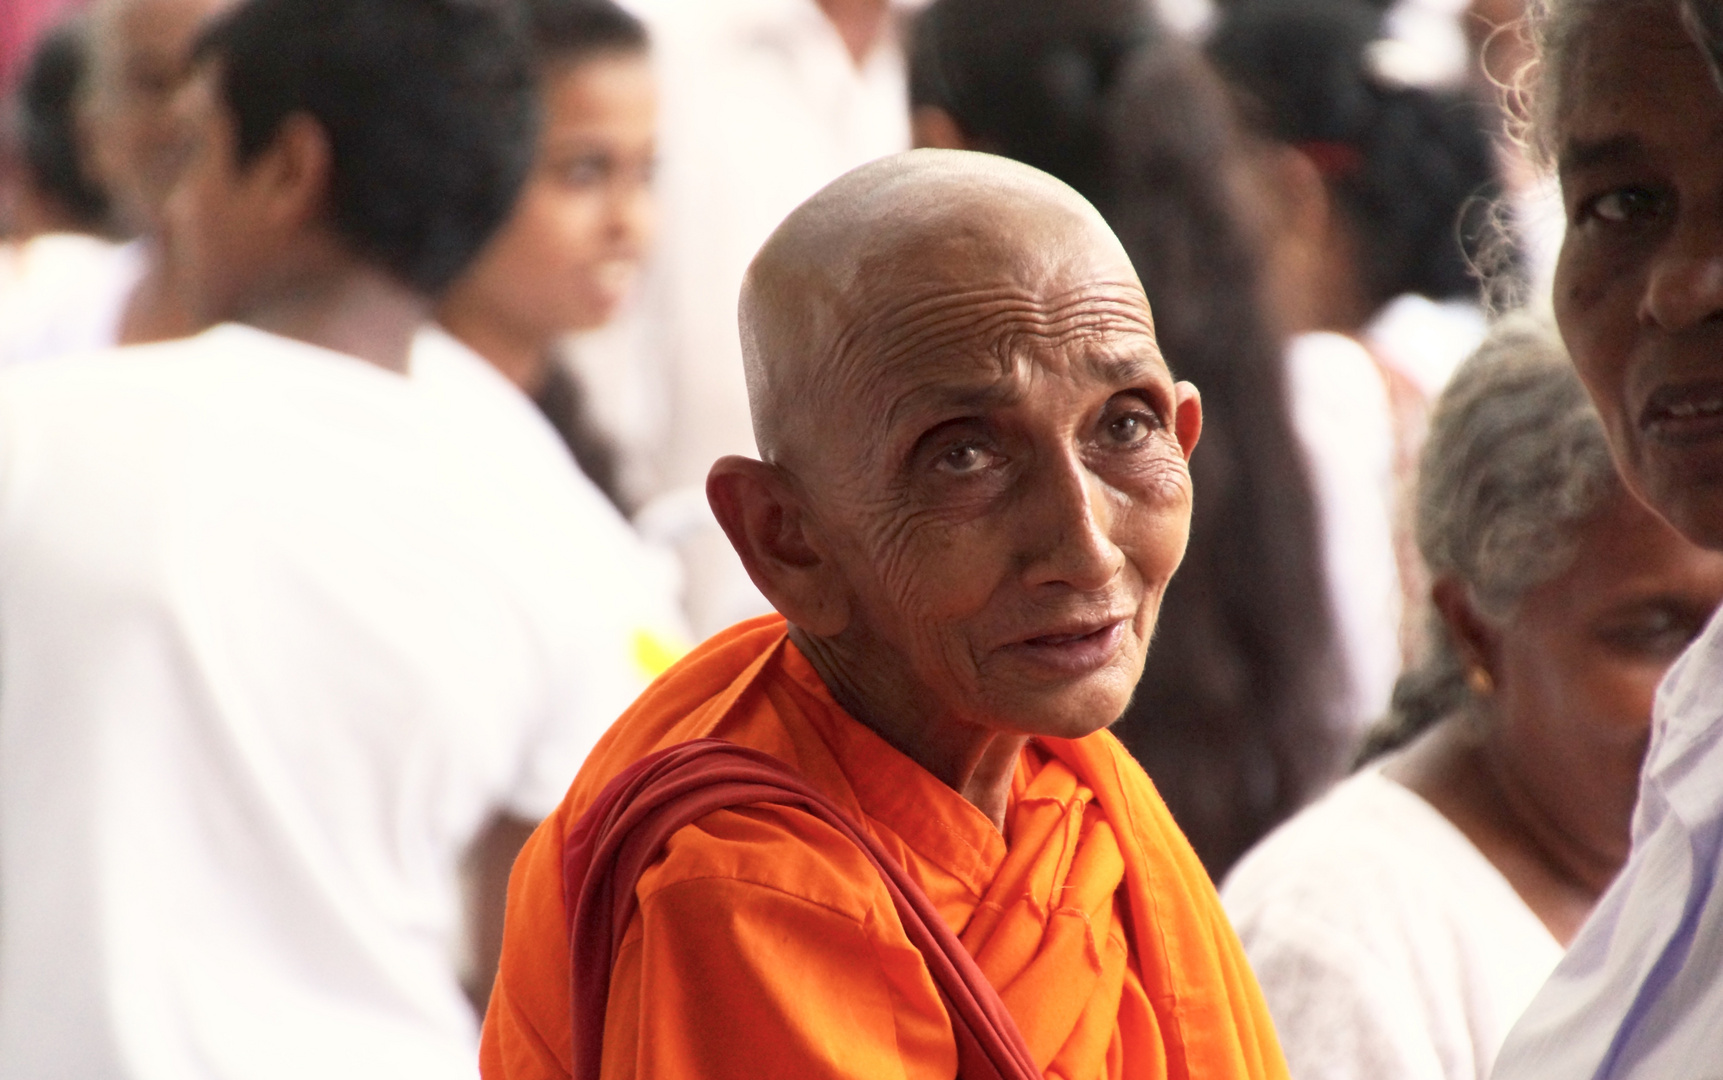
[481,615,1288,1080]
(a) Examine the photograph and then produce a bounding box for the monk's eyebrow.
[1084,353,1162,384]
[887,352,1165,431]
[893,380,1025,426]
[1558,134,1647,177]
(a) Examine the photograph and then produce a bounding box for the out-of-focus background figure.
[0,0,685,1074]
[1211,0,1517,739]
[0,0,233,370]
[1224,318,1723,1080]
[567,0,916,636]
[434,0,656,509]
[0,16,111,240]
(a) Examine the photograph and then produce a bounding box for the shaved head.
[711,149,1200,812]
[739,149,1146,466]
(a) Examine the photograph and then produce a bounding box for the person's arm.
[463,813,541,1016]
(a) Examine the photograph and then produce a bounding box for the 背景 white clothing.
[576,0,913,634]
[1285,331,1404,730]
[1492,608,1723,1080]
[1223,769,1564,1080]
[0,324,682,1080]
[1365,293,1488,402]
[0,233,144,369]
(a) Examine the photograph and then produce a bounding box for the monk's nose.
[1020,453,1125,592]
[1640,229,1723,333]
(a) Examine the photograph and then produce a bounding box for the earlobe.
[706,456,849,636]
[1431,577,1501,687]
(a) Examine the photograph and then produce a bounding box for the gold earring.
[1466,666,1495,696]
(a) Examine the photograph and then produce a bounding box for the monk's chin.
[986,670,1141,742]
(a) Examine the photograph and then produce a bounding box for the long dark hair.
[910,0,1346,877]
[908,0,1152,208]
[1103,42,1346,878]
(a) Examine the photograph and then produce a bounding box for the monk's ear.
[1171,380,1202,461]
[707,455,850,637]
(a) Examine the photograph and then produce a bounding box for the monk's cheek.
[1119,451,1194,582]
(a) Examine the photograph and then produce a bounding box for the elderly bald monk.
[481,149,1289,1080]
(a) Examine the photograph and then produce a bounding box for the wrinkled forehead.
[832,246,1164,437]
[836,210,1152,359]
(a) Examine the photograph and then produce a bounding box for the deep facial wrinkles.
[837,283,1154,382]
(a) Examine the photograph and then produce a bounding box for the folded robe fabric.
[482,614,1289,1080]
[562,739,1041,1080]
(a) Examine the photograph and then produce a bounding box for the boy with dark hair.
[0,1,683,1076]
[163,0,535,361]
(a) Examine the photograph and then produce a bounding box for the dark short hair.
[17,17,112,231]
[523,0,647,67]
[193,0,538,295]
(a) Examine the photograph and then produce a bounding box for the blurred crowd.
[1,0,1718,1077]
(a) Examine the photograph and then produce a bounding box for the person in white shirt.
[1484,2,1723,1076]
[1224,317,1723,1080]
[0,0,676,1075]
[570,0,915,635]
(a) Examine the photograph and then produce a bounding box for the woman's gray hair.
[1360,314,1620,761]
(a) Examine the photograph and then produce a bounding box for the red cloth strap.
[560,738,1042,1080]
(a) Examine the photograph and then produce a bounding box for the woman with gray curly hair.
[1221,317,1723,1080]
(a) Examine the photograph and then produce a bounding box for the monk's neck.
[789,625,1027,832]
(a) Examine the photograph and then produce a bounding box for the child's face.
[441,50,656,349]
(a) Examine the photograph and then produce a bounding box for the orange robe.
[482,615,1288,1080]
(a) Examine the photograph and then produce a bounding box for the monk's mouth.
[1010,620,1128,673]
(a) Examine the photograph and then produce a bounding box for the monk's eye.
[1100,399,1162,447]
[1106,415,1150,446]
[934,442,996,474]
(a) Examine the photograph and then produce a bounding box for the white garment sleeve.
[497,491,691,821]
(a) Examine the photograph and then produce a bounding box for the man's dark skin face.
[711,153,1202,829]
[1555,0,1723,550]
